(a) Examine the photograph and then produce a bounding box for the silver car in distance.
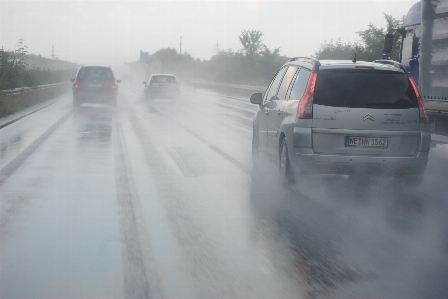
[143,74,180,99]
[250,57,430,185]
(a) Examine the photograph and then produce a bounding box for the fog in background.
[2,0,417,67]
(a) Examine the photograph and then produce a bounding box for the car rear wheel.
[403,170,425,187]
[279,138,294,184]
[252,127,260,168]
[73,97,80,108]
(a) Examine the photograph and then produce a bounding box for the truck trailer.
[384,0,448,133]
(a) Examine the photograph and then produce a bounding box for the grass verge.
[0,84,71,118]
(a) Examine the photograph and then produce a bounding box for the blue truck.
[383,0,448,133]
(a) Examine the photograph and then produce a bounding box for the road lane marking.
[165,147,195,177]
[0,101,61,130]
[0,110,71,187]
[147,105,251,175]
[112,112,152,299]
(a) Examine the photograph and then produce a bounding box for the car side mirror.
[70,79,75,82]
[116,80,121,83]
[383,33,393,55]
[250,92,263,105]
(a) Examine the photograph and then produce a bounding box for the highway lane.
[0,80,447,299]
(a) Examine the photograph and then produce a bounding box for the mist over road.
[1,79,447,299]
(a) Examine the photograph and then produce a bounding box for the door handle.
[277,110,282,116]
[264,110,269,115]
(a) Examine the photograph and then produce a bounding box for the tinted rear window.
[313,69,418,109]
[152,76,175,83]
[77,68,114,81]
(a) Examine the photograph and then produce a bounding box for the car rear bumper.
[289,125,431,176]
[289,146,429,176]
[147,86,179,95]
[74,91,117,103]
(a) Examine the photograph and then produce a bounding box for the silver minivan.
[250,58,431,184]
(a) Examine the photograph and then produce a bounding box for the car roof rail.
[287,57,320,70]
[373,59,406,71]
[374,59,399,66]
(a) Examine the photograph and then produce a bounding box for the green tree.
[15,38,29,67]
[239,30,265,56]
[315,38,360,60]
[153,47,178,72]
[315,14,403,61]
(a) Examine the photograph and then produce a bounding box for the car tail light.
[297,72,318,119]
[408,76,428,123]
[150,77,154,84]
[101,82,116,89]
[74,84,79,89]
[174,77,178,83]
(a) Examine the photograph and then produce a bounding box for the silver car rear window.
[313,69,418,109]
[153,76,175,83]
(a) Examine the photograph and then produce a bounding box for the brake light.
[408,76,428,123]
[111,85,116,89]
[74,84,79,89]
[297,72,318,119]
[150,77,154,84]
[174,77,177,83]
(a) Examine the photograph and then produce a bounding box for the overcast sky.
[1,0,418,66]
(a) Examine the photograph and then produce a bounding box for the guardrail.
[424,99,448,114]
[188,80,266,93]
[1,82,70,96]
[190,80,448,114]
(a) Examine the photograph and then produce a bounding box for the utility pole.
[51,45,55,59]
[180,36,182,55]
[213,41,220,54]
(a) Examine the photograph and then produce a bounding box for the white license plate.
[89,84,102,87]
[345,136,388,148]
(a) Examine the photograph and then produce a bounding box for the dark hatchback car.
[72,66,121,107]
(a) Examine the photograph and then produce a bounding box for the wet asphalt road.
[1,80,448,299]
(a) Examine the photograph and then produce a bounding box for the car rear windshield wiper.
[366,100,415,108]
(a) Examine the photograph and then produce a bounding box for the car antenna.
[352,46,357,63]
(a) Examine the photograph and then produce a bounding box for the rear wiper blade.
[366,102,398,106]
[366,101,413,107]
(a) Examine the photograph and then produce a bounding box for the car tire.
[111,98,117,108]
[73,97,80,108]
[279,138,294,184]
[403,170,425,187]
[252,127,260,168]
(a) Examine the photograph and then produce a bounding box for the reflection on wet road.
[0,80,447,299]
